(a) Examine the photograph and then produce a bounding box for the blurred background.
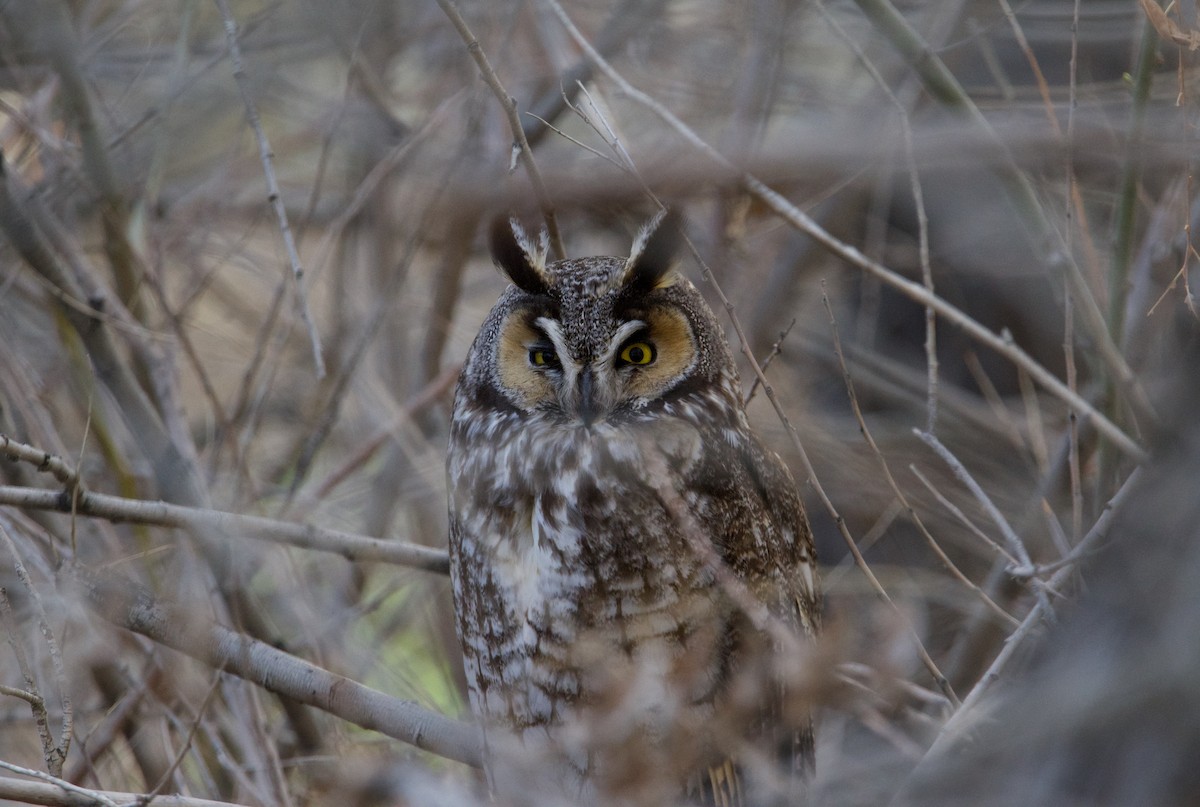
[0,0,1195,804]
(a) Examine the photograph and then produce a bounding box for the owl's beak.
[577,367,600,426]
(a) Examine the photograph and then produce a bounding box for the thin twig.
[912,431,1033,572]
[302,363,461,507]
[909,466,1017,565]
[0,587,57,773]
[435,0,565,258]
[961,352,1028,456]
[913,429,1054,617]
[0,485,449,574]
[1016,366,1050,474]
[0,522,71,776]
[1109,15,1160,345]
[745,318,796,405]
[213,0,325,379]
[526,111,626,169]
[143,673,224,804]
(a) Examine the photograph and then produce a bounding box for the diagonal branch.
[65,564,483,768]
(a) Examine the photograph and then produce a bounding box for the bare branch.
[0,486,449,574]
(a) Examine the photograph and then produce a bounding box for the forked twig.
[823,293,1018,629]
[909,467,1143,768]
[913,430,1054,617]
[745,318,796,405]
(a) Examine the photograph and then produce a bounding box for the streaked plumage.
[447,210,821,804]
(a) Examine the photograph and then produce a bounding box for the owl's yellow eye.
[528,347,558,368]
[618,341,656,366]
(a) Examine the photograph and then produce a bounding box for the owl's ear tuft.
[490,216,551,295]
[624,208,684,293]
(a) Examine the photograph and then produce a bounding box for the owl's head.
[461,210,739,428]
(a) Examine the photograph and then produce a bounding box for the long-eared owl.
[447,210,821,805]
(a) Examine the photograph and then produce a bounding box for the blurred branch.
[813,0,937,431]
[435,0,565,258]
[0,772,248,807]
[67,565,483,767]
[852,0,1160,440]
[282,167,459,503]
[213,0,326,379]
[847,0,1044,221]
[0,484,449,573]
[301,363,461,509]
[542,0,1148,464]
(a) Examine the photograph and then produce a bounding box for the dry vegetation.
[0,0,1197,804]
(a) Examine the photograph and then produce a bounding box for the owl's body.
[447,212,820,804]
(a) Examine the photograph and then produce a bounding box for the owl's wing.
[738,432,822,635]
[695,431,821,804]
